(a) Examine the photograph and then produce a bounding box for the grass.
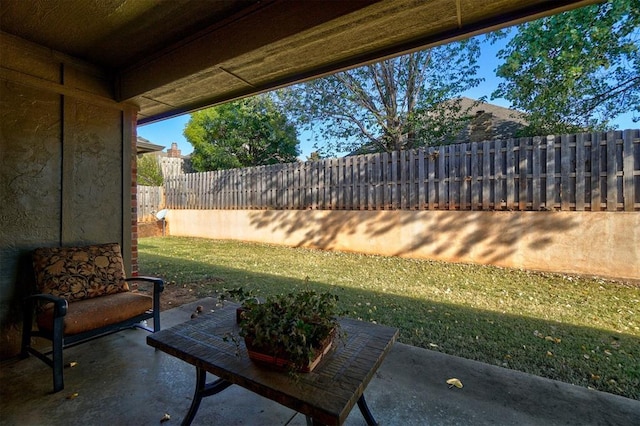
[138,236,640,400]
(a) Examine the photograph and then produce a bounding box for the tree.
[492,0,640,136]
[184,95,299,171]
[306,151,322,162]
[137,154,164,186]
[280,39,483,156]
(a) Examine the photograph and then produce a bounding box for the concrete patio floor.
[2,298,638,426]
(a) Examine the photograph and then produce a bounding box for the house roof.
[136,137,165,155]
[0,0,598,125]
[346,97,529,156]
[454,97,528,142]
[458,97,527,125]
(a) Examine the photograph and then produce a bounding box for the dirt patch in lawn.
[134,278,223,311]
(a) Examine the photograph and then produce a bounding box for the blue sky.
[138,35,637,160]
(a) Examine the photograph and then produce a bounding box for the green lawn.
[138,236,640,400]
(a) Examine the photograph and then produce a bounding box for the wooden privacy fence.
[137,185,164,221]
[164,130,639,212]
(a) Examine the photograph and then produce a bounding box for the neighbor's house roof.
[453,97,528,143]
[347,97,528,156]
[136,137,165,155]
[0,0,598,126]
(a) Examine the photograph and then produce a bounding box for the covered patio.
[1,0,604,356]
[2,298,638,425]
[4,1,637,424]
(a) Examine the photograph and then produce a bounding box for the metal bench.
[21,243,164,392]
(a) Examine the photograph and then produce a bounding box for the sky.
[137,34,638,160]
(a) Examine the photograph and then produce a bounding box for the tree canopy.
[184,95,299,171]
[137,154,164,186]
[280,39,483,156]
[492,0,640,136]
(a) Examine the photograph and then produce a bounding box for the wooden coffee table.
[147,302,398,426]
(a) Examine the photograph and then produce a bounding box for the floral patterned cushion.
[33,243,130,302]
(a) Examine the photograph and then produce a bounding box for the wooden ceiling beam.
[135,0,600,125]
[116,0,378,102]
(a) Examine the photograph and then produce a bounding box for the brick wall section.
[131,128,139,276]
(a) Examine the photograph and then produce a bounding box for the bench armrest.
[125,276,164,294]
[125,276,164,332]
[24,293,68,318]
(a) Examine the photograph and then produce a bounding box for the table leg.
[304,394,377,426]
[357,394,378,426]
[181,367,233,426]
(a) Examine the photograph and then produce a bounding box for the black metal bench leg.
[21,300,34,359]
[52,315,65,393]
[153,291,161,332]
[357,394,378,426]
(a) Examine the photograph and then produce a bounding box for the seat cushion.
[37,292,153,336]
[33,243,129,302]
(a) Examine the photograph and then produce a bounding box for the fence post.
[591,132,602,211]
[532,136,542,210]
[493,140,503,210]
[606,131,618,211]
[575,133,586,211]
[560,134,571,211]
[482,141,491,210]
[518,138,528,211]
[427,149,436,210]
[545,136,556,211]
[622,129,636,211]
[438,145,447,210]
[416,149,422,209]
[450,144,458,210]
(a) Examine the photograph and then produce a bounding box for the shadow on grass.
[139,251,639,400]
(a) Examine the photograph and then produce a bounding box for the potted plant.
[230,289,341,372]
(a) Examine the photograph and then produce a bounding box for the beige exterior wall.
[167,209,639,281]
[0,34,137,358]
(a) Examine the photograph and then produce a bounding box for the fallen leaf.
[446,378,463,389]
[160,413,171,423]
[64,361,78,368]
[66,392,79,400]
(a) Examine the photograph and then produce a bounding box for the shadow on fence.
[246,207,579,265]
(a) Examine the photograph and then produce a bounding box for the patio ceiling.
[0,0,599,125]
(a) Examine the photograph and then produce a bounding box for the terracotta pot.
[244,330,334,373]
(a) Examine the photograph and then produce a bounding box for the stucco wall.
[0,34,137,358]
[166,209,640,281]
